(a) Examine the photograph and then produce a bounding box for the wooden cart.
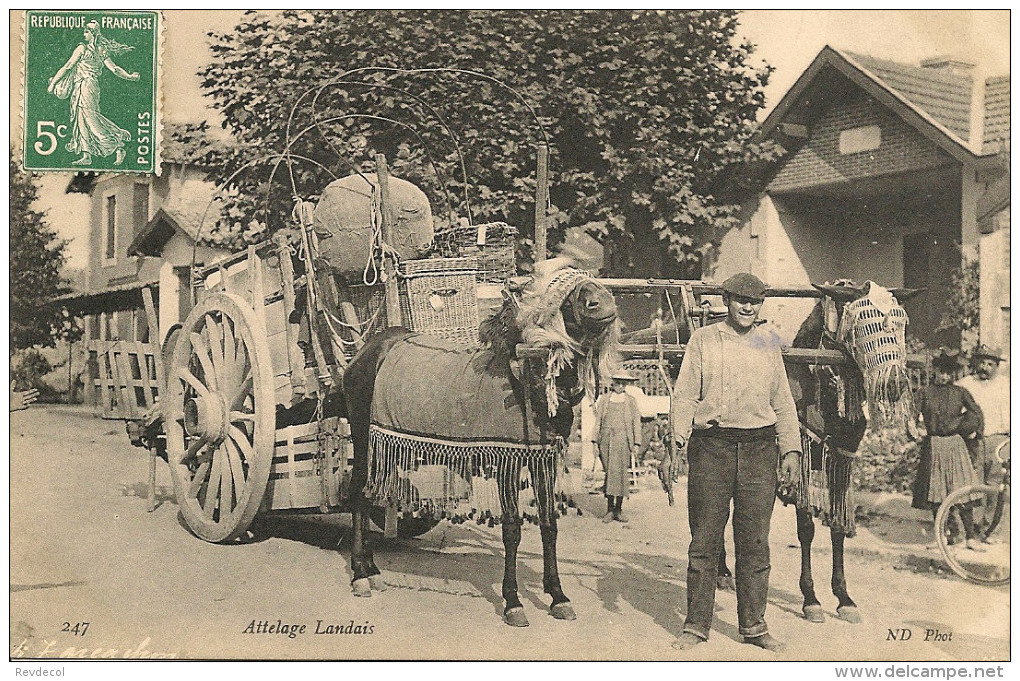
[157,155,511,543]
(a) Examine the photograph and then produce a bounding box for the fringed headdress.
[836,281,912,427]
[516,258,619,416]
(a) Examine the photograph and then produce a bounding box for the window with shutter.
[105,195,117,261]
[133,183,150,235]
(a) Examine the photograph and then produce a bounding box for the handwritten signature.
[11,637,178,659]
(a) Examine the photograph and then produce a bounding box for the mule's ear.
[889,287,926,301]
[812,283,864,301]
[507,276,531,293]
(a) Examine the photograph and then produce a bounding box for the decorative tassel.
[366,425,563,522]
[834,374,846,418]
[827,448,856,537]
[790,430,855,537]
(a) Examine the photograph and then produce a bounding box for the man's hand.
[674,436,687,451]
[780,451,801,486]
[10,381,39,412]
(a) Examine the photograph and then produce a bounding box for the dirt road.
[8,407,1009,660]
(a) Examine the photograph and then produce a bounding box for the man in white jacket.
[671,273,800,653]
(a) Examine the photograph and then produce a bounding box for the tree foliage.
[936,255,980,351]
[9,153,75,349]
[200,10,780,272]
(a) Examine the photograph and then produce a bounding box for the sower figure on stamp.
[47,19,139,166]
[956,345,1009,538]
[671,273,801,653]
[593,370,643,523]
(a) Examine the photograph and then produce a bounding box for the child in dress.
[912,349,986,551]
[593,371,642,522]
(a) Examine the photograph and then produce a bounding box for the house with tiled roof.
[59,123,231,413]
[713,45,1009,352]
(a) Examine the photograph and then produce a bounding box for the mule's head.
[559,276,618,344]
[514,258,620,416]
[811,279,922,425]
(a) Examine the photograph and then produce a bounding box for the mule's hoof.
[716,575,735,591]
[352,578,372,598]
[503,607,530,627]
[368,575,388,592]
[803,604,826,623]
[837,606,861,624]
[550,602,577,621]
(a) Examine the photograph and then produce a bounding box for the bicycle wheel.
[936,484,1010,586]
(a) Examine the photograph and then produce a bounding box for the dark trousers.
[683,429,778,639]
[974,434,1008,529]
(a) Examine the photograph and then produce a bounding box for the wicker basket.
[398,257,479,347]
[432,222,518,283]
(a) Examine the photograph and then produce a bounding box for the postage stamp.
[21,10,161,173]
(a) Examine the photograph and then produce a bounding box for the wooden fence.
[87,339,161,420]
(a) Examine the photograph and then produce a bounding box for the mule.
[340,258,619,626]
[719,280,920,623]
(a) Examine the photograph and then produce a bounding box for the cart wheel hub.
[183,393,228,444]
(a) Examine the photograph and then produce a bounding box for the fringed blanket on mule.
[793,428,858,537]
[366,333,561,520]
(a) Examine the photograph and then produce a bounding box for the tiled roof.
[846,52,973,142]
[127,178,224,256]
[159,177,221,242]
[983,75,1010,153]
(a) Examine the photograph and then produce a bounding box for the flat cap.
[611,370,638,381]
[721,272,767,299]
[972,345,1005,362]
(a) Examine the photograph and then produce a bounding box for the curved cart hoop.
[994,436,1011,464]
[299,79,466,218]
[290,66,553,225]
[289,75,470,222]
[189,152,340,298]
[269,112,455,225]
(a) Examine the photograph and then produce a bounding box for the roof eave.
[761,46,984,167]
[52,279,159,314]
[127,209,183,257]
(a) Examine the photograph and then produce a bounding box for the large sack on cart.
[312,172,434,276]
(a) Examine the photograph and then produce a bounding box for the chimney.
[921,56,985,151]
[920,56,976,77]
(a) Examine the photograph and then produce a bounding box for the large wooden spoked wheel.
[165,293,276,542]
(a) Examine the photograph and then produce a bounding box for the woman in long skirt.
[912,350,985,551]
[47,20,139,166]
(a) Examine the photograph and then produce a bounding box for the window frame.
[132,181,150,236]
[103,191,118,264]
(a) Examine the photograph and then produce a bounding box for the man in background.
[957,345,1010,537]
